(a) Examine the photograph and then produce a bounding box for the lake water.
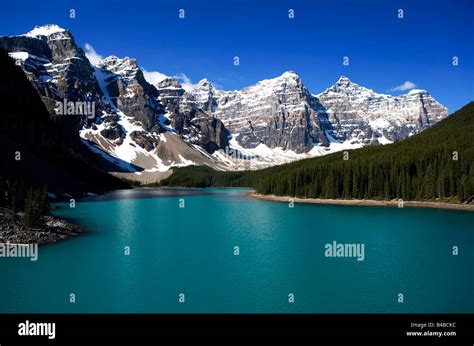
[1,188,472,313]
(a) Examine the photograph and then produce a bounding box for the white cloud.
[174,73,196,92]
[84,43,103,66]
[142,69,169,85]
[391,81,416,91]
[142,71,197,92]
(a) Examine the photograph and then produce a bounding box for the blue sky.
[1,0,473,111]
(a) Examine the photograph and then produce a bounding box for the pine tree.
[24,188,33,230]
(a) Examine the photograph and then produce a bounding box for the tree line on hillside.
[0,177,50,229]
[151,166,250,188]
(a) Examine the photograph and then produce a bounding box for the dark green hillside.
[159,102,474,203]
[148,165,252,188]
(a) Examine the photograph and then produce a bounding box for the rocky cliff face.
[315,76,449,145]
[190,73,448,152]
[156,78,229,153]
[92,55,162,151]
[97,56,161,132]
[0,24,449,179]
[190,72,328,153]
[0,25,105,148]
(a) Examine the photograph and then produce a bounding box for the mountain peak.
[322,75,371,95]
[196,78,212,88]
[97,56,141,81]
[24,24,67,38]
[336,75,352,84]
[258,71,302,88]
[407,88,428,95]
[157,77,182,89]
[280,71,301,80]
[100,55,137,67]
[99,55,119,64]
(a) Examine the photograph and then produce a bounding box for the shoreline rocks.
[247,193,474,212]
[0,209,81,245]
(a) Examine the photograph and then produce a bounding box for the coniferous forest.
[159,102,474,203]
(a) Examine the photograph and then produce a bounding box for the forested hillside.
[159,102,474,203]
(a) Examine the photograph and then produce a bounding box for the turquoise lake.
[1,188,473,313]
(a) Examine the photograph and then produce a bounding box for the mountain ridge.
[0,24,449,182]
[159,101,474,205]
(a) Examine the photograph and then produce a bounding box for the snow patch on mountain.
[24,24,67,39]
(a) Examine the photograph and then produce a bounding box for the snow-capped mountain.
[0,25,230,181]
[22,24,67,38]
[315,76,449,145]
[0,24,105,148]
[190,71,328,153]
[0,25,449,181]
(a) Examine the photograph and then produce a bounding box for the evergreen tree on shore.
[0,177,50,230]
[24,185,49,230]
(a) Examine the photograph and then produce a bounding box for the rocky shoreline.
[247,193,474,212]
[0,208,81,245]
